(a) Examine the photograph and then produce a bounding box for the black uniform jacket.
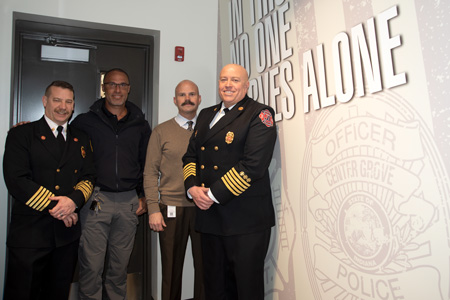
[3,117,95,248]
[183,96,277,236]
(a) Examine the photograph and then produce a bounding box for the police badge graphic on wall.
[301,91,450,299]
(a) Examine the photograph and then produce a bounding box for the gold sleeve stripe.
[222,175,240,196]
[35,198,51,211]
[26,186,46,207]
[183,163,196,181]
[28,187,53,210]
[75,180,94,202]
[184,171,196,181]
[221,168,251,196]
[26,186,55,211]
[32,189,52,210]
[223,172,246,194]
[229,168,250,190]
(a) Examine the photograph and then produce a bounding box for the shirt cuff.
[207,189,220,204]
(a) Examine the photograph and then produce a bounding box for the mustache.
[181,100,195,106]
[54,109,69,115]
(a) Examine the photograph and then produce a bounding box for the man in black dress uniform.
[3,80,95,300]
[183,64,277,299]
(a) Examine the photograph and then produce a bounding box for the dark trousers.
[201,229,271,300]
[4,239,79,300]
[159,204,205,300]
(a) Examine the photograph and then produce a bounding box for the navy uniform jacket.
[183,96,277,236]
[3,117,95,248]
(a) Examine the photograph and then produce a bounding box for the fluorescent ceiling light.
[41,45,89,63]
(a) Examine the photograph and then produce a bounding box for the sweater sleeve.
[143,126,162,214]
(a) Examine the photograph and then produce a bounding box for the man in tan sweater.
[143,80,204,300]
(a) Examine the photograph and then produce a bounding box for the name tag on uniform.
[167,205,176,218]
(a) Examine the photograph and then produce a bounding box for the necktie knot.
[57,125,64,135]
[187,121,194,131]
[223,108,229,114]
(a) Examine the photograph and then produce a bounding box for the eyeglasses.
[104,82,130,89]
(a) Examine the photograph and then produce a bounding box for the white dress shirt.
[44,115,67,140]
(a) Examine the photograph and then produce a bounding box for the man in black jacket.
[183,64,277,299]
[72,68,151,300]
[3,80,95,300]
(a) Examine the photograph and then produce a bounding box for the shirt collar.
[221,103,236,112]
[175,114,197,128]
[44,115,67,135]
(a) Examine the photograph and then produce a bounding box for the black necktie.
[57,126,65,158]
[187,121,194,131]
[223,108,229,114]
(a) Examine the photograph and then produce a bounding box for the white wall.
[0,0,219,297]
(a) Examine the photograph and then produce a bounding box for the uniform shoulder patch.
[259,109,274,127]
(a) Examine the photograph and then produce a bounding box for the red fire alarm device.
[175,46,184,62]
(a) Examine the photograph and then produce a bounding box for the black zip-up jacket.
[72,98,151,196]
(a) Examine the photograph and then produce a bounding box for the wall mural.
[218,0,450,299]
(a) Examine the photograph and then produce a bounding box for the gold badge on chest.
[225,131,234,144]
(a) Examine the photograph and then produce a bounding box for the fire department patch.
[259,109,273,127]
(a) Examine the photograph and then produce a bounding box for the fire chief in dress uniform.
[3,81,95,300]
[182,64,277,299]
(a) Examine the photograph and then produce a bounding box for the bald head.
[218,64,250,107]
[173,80,201,119]
[175,80,199,96]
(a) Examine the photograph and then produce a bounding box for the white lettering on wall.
[229,0,250,73]
[249,1,295,120]
[303,5,407,113]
